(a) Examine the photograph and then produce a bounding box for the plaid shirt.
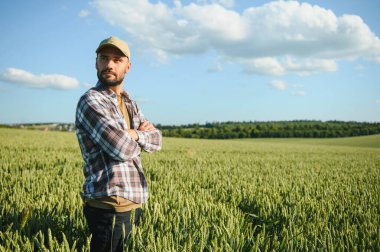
[75,82,162,203]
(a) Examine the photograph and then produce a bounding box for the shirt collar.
[95,81,131,102]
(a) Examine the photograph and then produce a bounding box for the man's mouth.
[102,71,116,77]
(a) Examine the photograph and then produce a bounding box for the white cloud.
[283,58,337,75]
[292,90,307,96]
[215,0,235,8]
[240,57,285,75]
[78,9,90,18]
[354,65,365,71]
[197,0,235,8]
[208,62,223,73]
[369,55,380,64]
[0,68,79,90]
[270,80,287,90]
[238,56,337,76]
[83,83,93,88]
[376,99,380,104]
[91,0,380,76]
[292,84,304,89]
[268,79,307,95]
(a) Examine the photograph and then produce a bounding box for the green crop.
[0,128,379,251]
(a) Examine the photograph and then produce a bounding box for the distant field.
[0,128,379,251]
[239,134,380,149]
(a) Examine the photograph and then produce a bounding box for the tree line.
[156,120,380,139]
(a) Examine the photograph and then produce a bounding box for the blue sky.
[0,0,379,125]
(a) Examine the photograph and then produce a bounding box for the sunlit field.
[0,128,379,251]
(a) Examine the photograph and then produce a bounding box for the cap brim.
[96,44,128,57]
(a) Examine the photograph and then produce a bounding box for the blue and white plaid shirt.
[75,82,162,203]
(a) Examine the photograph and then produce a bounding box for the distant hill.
[3,120,380,139]
[157,120,380,139]
[0,123,74,132]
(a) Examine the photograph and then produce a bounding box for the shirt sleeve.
[76,93,141,161]
[133,101,162,153]
[136,129,162,153]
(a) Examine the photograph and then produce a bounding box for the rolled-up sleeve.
[136,129,162,153]
[132,101,162,153]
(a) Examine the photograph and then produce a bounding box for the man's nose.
[105,59,115,69]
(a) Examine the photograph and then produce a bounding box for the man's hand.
[127,121,156,141]
[127,129,139,141]
[138,121,156,132]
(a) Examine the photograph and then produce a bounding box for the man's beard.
[97,70,123,87]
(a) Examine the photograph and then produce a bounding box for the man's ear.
[125,62,131,73]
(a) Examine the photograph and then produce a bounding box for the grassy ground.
[237,134,380,148]
[0,128,379,251]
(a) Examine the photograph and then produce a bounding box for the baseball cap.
[96,36,131,60]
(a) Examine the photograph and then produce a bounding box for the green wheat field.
[0,128,379,251]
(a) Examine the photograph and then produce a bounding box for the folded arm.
[76,95,141,161]
[128,121,162,153]
[129,102,162,153]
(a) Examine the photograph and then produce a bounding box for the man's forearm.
[135,129,162,153]
[127,129,139,141]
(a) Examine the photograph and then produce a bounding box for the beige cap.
[96,36,131,60]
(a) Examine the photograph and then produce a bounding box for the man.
[75,36,162,252]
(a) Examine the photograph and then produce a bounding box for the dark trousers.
[84,204,141,252]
